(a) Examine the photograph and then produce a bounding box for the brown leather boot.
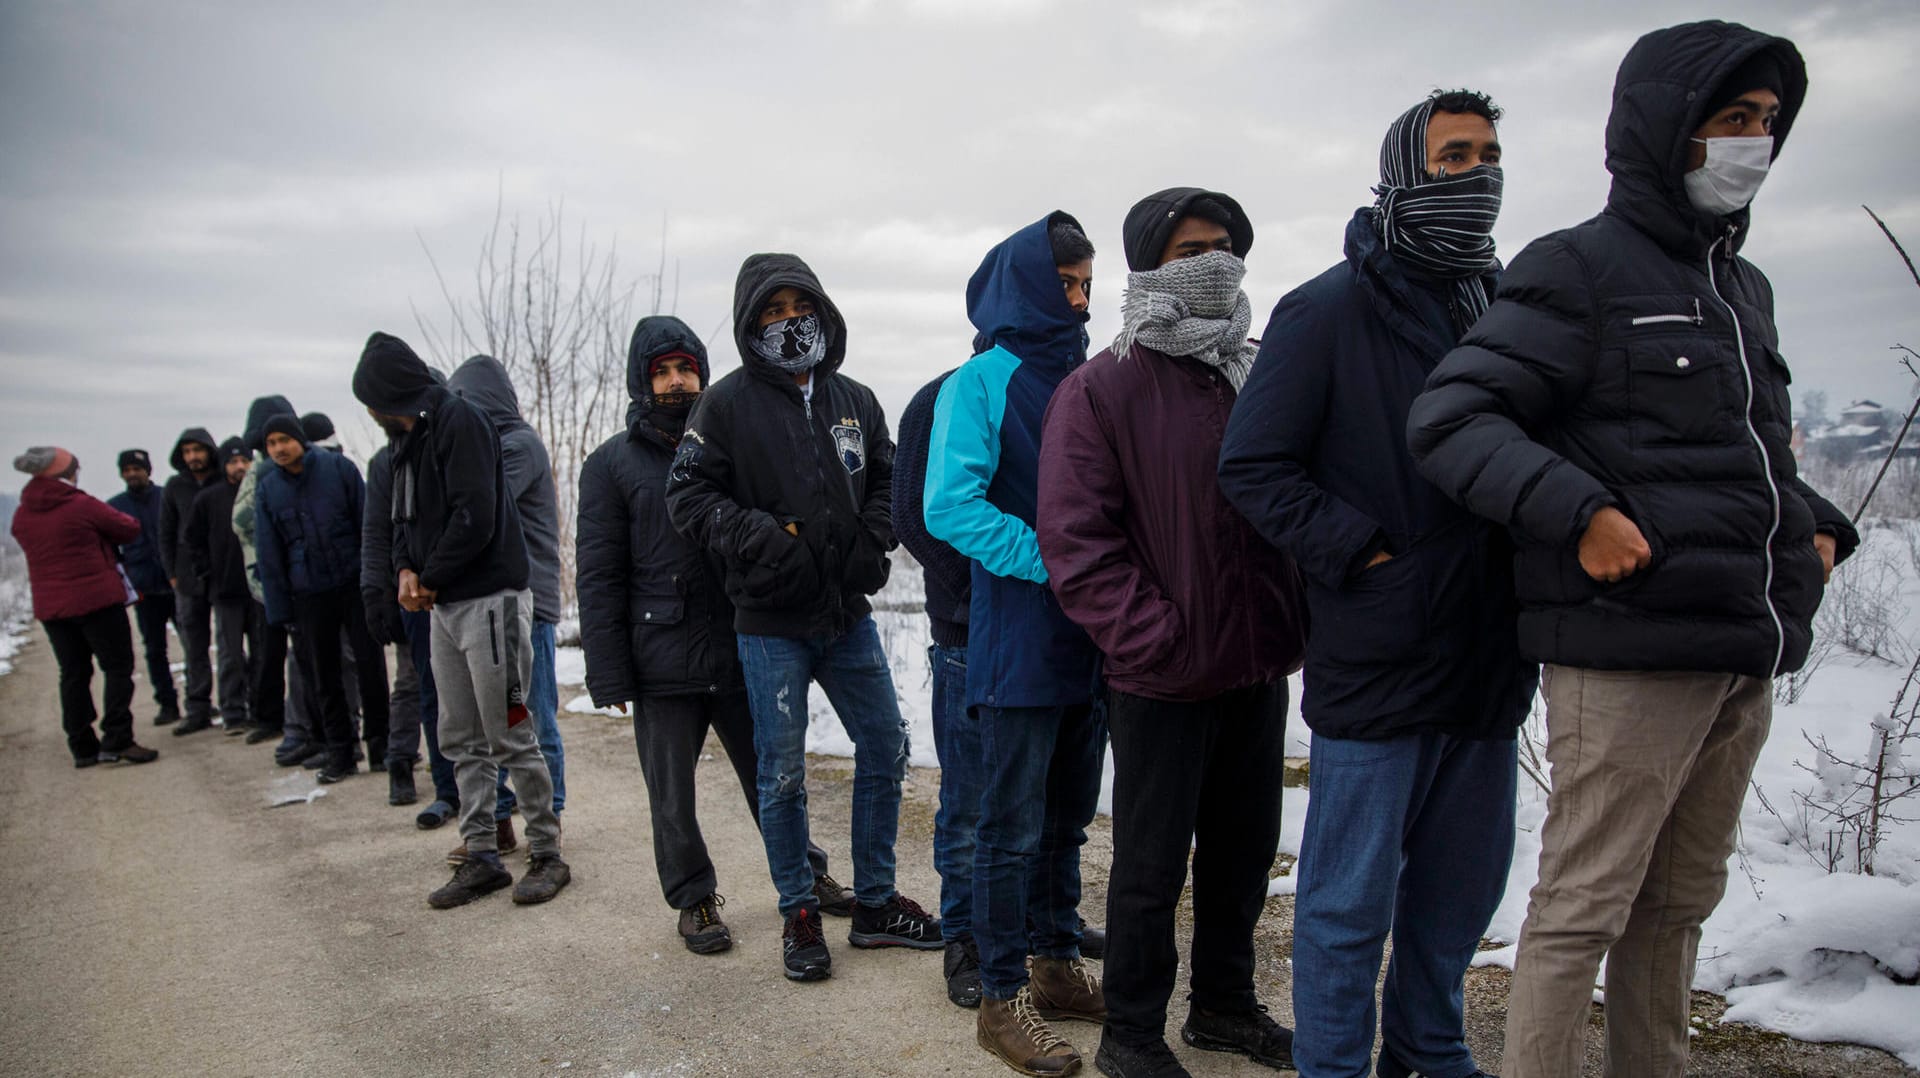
[1029,955,1107,1024]
[977,987,1082,1076]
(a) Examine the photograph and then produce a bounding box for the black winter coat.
[578,316,741,703]
[185,476,249,603]
[1408,21,1858,679]
[158,426,218,595]
[893,371,970,648]
[106,483,169,597]
[1219,213,1533,739]
[390,387,530,604]
[665,254,896,639]
[360,444,407,644]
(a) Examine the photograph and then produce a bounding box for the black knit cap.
[1121,187,1254,271]
[117,448,152,472]
[1707,51,1785,116]
[263,414,308,446]
[300,412,335,443]
[352,331,440,415]
[218,436,248,463]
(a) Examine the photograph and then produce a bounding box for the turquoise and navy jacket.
[925,212,1099,711]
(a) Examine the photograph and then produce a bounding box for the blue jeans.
[497,620,565,818]
[929,643,982,941]
[405,609,458,806]
[1291,731,1517,1078]
[974,701,1104,1000]
[739,616,909,917]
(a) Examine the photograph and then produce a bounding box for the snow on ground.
[0,616,26,678]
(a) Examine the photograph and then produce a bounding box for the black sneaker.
[511,854,571,905]
[1080,915,1107,961]
[848,892,942,950]
[387,762,417,806]
[245,725,281,745]
[1095,1033,1193,1078]
[223,719,253,737]
[428,858,512,909]
[172,716,213,737]
[782,907,832,981]
[97,743,159,765]
[678,893,733,954]
[74,754,101,769]
[316,760,357,784]
[812,872,855,917]
[1180,1003,1293,1070]
[944,934,983,1008]
[153,705,181,727]
[301,748,328,769]
[415,799,457,831]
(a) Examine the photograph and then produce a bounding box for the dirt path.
[0,634,1907,1077]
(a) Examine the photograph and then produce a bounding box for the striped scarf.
[1371,98,1503,336]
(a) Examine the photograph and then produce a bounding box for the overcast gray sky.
[3,0,1917,497]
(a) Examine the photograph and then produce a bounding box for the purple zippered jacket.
[1038,342,1306,702]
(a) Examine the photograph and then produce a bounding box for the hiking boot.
[446,820,517,865]
[1079,917,1106,961]
[782,907,832,982]
[427,858,512,909]
[316,760,357,784]
[153,704,181,727]
[849,892,943,949]
[171,716,213,736]
[246,725,281,745]
[945,935,983,1008]
[812,872,855,917]
[678,893,732,954]
[97,743,159,765]
[1180,1003,1293,1070]
[1030,955,1106,1024]
[1094,1034,1190,1078]
[387,761,417,806]
[978,987,1081,1076]
[415,799,457,831]
[511,854,571,905]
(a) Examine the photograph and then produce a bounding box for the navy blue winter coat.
[1218,212,1535,740]
[893,371,970,649]
[107,483,170,597]
[925,211,1099,711]
[256,445,368,626]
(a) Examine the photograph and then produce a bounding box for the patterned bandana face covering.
[1372,98,1504,335]
[750,313,828,373]
[1113,249,1258,390]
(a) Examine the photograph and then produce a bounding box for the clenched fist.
[1579,506,1653,583]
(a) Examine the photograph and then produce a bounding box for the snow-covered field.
[557,537,1920,1066]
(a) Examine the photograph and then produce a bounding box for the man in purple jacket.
[1039,188,1306,1078]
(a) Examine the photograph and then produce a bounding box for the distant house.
[1804,399,1919,463]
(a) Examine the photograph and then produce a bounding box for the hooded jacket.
[231,396,296,604]
[11,476,141,622]
[255,435,367,626]
[353,334,530,604]
[578,316,742,702]
[360,443,406,644]
[106,481,169,597]
[1219,210,1536,738]
[158,426,218,595]
[185,455,251,604]
[664,254,895,639]
[448,356,562,624]
[893,371,971,649]
[925,213,1099,710]
[1408,20,1857,679]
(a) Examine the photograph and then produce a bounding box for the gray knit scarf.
[1113,250,1257,389]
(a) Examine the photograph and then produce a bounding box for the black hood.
[168,426,217,473]
[730,253,848,383]
[353,331,446,417]
[448,355,531,436]
[242,397,296,455]
[626,315,711,431]
[1122,187,1254,272]
[1605,20,1806,257]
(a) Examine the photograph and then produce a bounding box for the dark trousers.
[404,609,458,804]
[1103,681,1288,1047]
[172,587,214,720]
[252,621,288,732]
[212,598,261,726]
[634,691,828,909]
[291,585,389,767]
[42,604,137,760]
[131,593,178,711]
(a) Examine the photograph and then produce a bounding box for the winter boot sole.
[1179,1025,1290,1070]
[848,930,945,950]
[978,1025,1082,1077]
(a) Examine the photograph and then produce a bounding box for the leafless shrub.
[1814,541,1910,665]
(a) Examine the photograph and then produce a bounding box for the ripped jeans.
[738,616,910,917]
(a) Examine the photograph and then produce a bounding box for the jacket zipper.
[1707,228,1785,676]
[1630,298,1704,327]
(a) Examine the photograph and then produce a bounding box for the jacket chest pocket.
[1625,341,1734,449]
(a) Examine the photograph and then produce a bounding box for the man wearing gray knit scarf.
[1113,198,1258,389]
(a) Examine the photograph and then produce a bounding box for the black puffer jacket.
[1408,20,1858,679]
[664,254,896,639]
[158,426,219,594]
[578,316,741,703]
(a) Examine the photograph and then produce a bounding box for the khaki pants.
[1502,666,1770,1078]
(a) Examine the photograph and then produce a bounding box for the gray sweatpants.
[431,589,558,857]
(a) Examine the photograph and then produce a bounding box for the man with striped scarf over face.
[1219,90,1533,1078]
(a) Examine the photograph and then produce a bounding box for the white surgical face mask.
[1683,135,1773,216]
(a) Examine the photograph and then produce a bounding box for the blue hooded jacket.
[255,438,368,627]
[925,212,1099,710]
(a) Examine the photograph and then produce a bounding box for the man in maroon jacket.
[10,446,160,768]
[1038,188,1306,1078]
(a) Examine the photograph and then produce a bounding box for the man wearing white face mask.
[1408,22,1858,1078]
[1222,92,1532,1078]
